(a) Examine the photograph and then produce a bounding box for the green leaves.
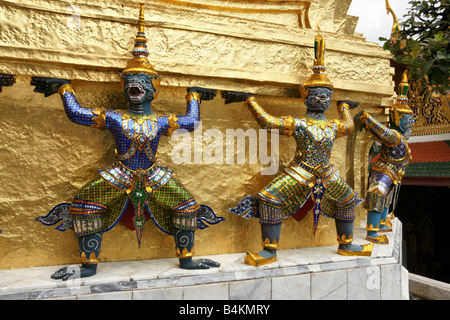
[381,0,449,94]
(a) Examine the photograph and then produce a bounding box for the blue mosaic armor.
[60,85,200,172]
[359,110,412,212]
[33,3,222,278]
[55,85,216,246]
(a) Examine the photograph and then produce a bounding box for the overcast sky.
[347,0,412,44]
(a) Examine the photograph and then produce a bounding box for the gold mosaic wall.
[0,0,395,269]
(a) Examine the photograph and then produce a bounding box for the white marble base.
[0,218,408,300]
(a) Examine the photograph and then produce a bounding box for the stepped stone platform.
[0,219,408,300]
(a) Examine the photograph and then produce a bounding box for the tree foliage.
[380,0,449,93]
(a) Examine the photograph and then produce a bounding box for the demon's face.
[305,87,333,112]
[398,113,415,140]
[122,73,158,105]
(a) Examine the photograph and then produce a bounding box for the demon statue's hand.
[179,257,220,270]
[187,87,217,101]
[353,110,366,132]
[0,74,16,92]
[221,91,252,104]
[338,100,360,110]
[31,77,70,97]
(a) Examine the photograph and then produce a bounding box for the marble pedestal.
[0,218,408,300]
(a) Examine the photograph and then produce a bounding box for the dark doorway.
[394,185,450,284]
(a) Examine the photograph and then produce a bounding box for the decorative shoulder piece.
[280,115,296,136]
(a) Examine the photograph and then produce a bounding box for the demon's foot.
[337,243,373,256]
[179,258,220,269]
[245,249,277,267]
[51,264,97,281]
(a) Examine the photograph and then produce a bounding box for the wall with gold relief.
[0,0,395,269]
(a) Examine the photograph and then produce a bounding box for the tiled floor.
[0,219,406,300]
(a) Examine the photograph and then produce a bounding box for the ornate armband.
[334,103,355,137]
[92,107,106,129]
[246,97,295,136]
[359,110,376,130]
[166,113,181,136]
[245,96,256,104]
[337,102,349,112]
[58,84,75,96]
[360,110,400,147]
[185,91,201,102]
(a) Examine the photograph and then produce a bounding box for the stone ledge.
[0,218,405,300]
[409,273,450,300]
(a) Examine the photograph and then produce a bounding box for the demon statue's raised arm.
[355,70,414,245]
[224,34,373,267]
[32,4,223,280]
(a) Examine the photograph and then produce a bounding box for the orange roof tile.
[409,141,450,163]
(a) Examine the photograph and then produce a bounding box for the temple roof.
[403,140,450,186]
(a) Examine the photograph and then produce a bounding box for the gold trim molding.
[152,0,312,29]
[0,0,393,100]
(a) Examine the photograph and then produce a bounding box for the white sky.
[347,0,412,44]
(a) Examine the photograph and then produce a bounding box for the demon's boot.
[245,223,282,267]
[336,220,373,256]
[51,232,102,281]
[174,228,220,269]
[379,208,392,232]
[365,210,389,245]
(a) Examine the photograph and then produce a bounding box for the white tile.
[183,283,229,300]
[348,267,380,300]
[133,287,183,300]
[229,278,271,300]
[272,274,310,300]
[381,264,401,283]
[311,270,347,300]
[102,259,174,281]
[44,295,77,300]
[77,291,132,300]
[381,264,402,300]
[401,266,409,300]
